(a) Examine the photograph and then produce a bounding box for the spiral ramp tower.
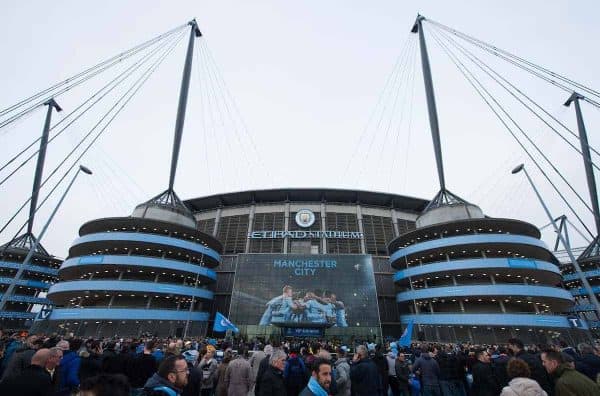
[389,192,585,344]
[35,190,222,337]
[0,234,59,328]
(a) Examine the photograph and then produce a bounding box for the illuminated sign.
[248,230,363,239]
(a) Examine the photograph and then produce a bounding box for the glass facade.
[187,189,422,340]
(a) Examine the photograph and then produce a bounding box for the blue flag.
[213,312,239,333]
[399,320,414,347]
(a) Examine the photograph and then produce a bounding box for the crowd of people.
[0,328,600,396]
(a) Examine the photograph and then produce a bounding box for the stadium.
[33,187,589,343]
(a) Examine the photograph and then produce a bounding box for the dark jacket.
[78,352,103,382]
[182,363,201,396]
[552,363,600,396]
[412,353,440,387]
[102,349,131,375]
[299,386,316,396]
[575,352,600,381]
[493,354,511,389]
[284,355,308,396]
[254,354,271,395]
[350,358,382,396]
[129,353,158,388]
[372,352,389,395]
[257,365,287,396]
[57,350,81,395]
[0,346,36,381]
[515,350,553,396]
[437,352,463,382]
[0,364,53,396]
[143,372,183,396]
[471,361,500,396]
[394,359,410,391]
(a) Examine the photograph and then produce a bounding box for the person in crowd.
[471,349,500,396]
[412,345,441,396]
[500,358,547,396]
[350,344,382,396]
[394,352,411,396]
[102,341,126,374]
[257,348,287,396]
[541,349,600,396]
[575,342,600,381]
[0,348,53,396]
[58,338,82,396]
[129,340,159,394]
[0,334,42,381]
[143,355,189,396]
[284,344,308,396]
[334,346,351,396]
[79,373,131,396]
[224,347,252,396]
[386,347,399,396]
[46,346,63,393]
[215,349,233,396]
[508,338,553,395]
[182,351,202,396]
[436,344,466,396]
[79,339,103,383]
[300,358,332,396]
[254,344,274,395]
[248,344,268,395]
[198,344,218,396]
[372,344,389,395]
[315,348,338,394]
[493,346,511,390]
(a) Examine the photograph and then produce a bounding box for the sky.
[1,1,599,258]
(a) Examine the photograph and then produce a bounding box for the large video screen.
[229,254,380,332]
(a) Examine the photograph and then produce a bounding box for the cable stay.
[430,26,600,167]
[198,40,273,188]
[425,18,600,108]
[0,23,188,131]
[342,34,414,183]
[358,37,417,187]
[429,28,599,217]
[0,30,184,238]
[428,28,595,238]
[0,30,185,186]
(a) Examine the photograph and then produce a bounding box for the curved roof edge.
[388,217,541,252]
[184,188,429,213]
[78,216,223,253]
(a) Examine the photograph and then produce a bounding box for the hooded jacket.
[500,377,548,396]
[144,372,183,396]
[412,353,440,387]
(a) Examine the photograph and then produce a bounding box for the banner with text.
[230,254,379,330]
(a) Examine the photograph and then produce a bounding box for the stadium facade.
[0,234,59,328]
[389,190,586,344]
[559,243,600,331]
[34,188,589,343]
[34,190,222,337]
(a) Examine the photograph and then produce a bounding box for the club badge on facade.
[295,209,315,228]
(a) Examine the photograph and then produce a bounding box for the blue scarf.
[307,376,329,396]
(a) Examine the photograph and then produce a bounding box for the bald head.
[56,340,69,351]
[31,349,51,366]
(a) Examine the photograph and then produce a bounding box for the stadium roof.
[184,188,429,213]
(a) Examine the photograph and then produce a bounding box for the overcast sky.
[1,1,599,258]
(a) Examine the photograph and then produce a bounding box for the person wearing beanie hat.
[199,345,218,396]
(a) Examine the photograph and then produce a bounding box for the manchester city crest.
[295,209,315,228]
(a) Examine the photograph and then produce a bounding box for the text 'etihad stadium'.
[248,230,363,239]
